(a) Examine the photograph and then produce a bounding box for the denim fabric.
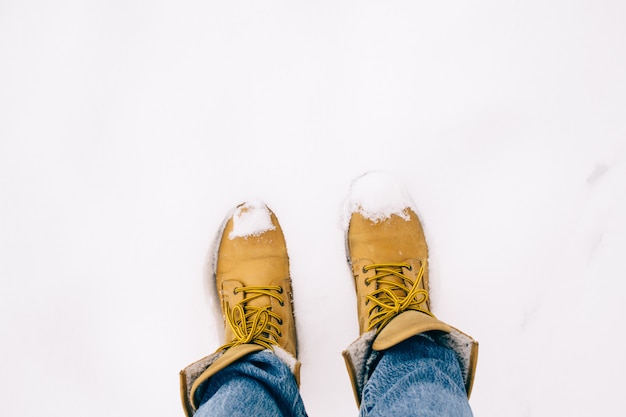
[194,335,471,417]
[194,351,307,417]
[360,334,473,417]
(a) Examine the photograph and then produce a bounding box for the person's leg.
[180,202,305,417]
[341,172,479,415]
[360,334,472,417]
[194,351,306,417]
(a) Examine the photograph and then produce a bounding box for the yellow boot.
[180,201,300,417]
[341,172,478,406]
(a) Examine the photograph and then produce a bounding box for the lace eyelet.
[279,301,285,306]
[277,287,284,294]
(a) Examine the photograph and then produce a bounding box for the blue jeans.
[194,335,472,417]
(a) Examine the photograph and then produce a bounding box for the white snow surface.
[228,200,276,239]
[2,2,626,417]
[343,171,416,226]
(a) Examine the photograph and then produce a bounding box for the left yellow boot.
[179,201,299,417]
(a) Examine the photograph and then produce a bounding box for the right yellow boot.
[341,172,478,407]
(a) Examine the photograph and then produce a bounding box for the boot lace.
[219,285,284,351]
[364,262,433,332]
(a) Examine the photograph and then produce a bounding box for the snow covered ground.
[1,1,625,416]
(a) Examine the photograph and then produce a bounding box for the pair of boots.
[180,173,478,416]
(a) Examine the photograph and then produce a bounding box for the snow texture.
[2,2,626,417]
[342,171,416,227]
[228,200,276,239]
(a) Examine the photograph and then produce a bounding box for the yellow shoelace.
[365,262,433,332]
[219,285,284,351]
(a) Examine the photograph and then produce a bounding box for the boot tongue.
[244,290,273,309]
[235,274,281,344]
[374,264,411,299]
[237,258,284,309]
[368,260,432,332]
